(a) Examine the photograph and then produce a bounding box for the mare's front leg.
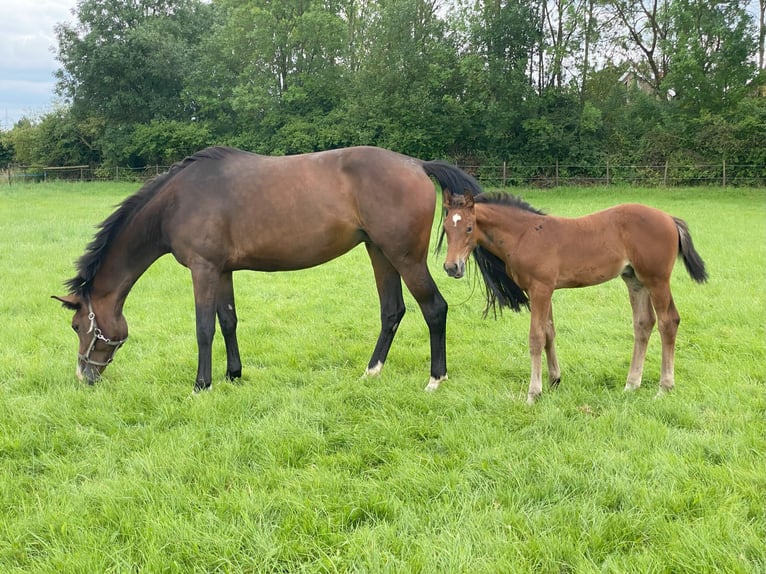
[527,286,553,404]
[191,263,220,392]
[216,271,242,380]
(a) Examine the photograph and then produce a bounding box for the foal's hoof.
[526,392,541,406]
[425,374,447,392]
[654,386,673,399]
[549,377,561,389]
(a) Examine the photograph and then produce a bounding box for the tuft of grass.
[0,182,764,572]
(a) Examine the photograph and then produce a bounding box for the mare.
[53,146,483,391]
[440,190,708,404]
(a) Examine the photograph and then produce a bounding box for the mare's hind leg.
[401,266,448,392]
[367,244,447,391]
[647,283,680,397]
[216,271,242,380]
[364,244,406,378]
[545,305,561,388]
[190,262,220,392]
[621,268,656,392]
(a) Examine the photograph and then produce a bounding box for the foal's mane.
[66,146,235,296]
[473,191,546,215]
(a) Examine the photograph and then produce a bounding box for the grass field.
[0,182,764,573]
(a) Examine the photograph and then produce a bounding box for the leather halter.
[79,300,127,367]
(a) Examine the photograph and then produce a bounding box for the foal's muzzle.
[444,260,466,279]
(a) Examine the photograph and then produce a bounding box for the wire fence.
[4,160,765,187]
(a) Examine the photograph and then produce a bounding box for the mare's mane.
[65,146,236,296]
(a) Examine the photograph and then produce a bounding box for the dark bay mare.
[53,146,482,391]
[440,190,708,404]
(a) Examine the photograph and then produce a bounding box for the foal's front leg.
[545,305,561,388]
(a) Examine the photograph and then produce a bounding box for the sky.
[0,0,77,130]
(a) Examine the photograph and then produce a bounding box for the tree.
[341,0,468,157]
[55,0,211,125]
[661,0,757,114]
[0,134,14,183]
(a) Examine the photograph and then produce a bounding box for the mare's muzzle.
[77,303,127,383]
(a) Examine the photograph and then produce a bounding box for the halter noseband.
[79,301,127,368]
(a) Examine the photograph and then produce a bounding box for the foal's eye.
[466,225,473,234]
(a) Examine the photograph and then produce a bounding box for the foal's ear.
[463,190,475,208]
[51,295,81,311]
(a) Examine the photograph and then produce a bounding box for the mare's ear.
[51,295,81,311]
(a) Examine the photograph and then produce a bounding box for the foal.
[441,191,707,404]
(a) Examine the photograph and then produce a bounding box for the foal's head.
[442,191,478,279]
[52,293,128,384]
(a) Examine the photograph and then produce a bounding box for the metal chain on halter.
[79,301,127,367]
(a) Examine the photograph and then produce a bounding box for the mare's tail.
[673,217,708,284]
[421,160,483,253]
[421,160,483,198]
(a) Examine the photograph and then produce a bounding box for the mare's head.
[52,293,128,383]
[442,191,478,279]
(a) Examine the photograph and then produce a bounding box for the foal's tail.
[674,217,708,283]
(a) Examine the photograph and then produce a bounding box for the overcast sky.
[0,0,76,130]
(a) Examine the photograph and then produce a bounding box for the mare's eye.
[72,324,80,333]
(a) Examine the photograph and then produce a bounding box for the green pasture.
[0,182,764,572]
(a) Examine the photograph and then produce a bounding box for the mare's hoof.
[193,383,212,394]
[364,361,384,378]
[226,369,242,381]
[425,374,447,392]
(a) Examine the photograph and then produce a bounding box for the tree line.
[1,0,764,183]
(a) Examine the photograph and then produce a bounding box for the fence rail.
[4,160,765,187]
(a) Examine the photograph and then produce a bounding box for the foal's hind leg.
[364,244,406,378]
[621,269,656,391]
[647,283,680,397]
[216,271,242,380]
